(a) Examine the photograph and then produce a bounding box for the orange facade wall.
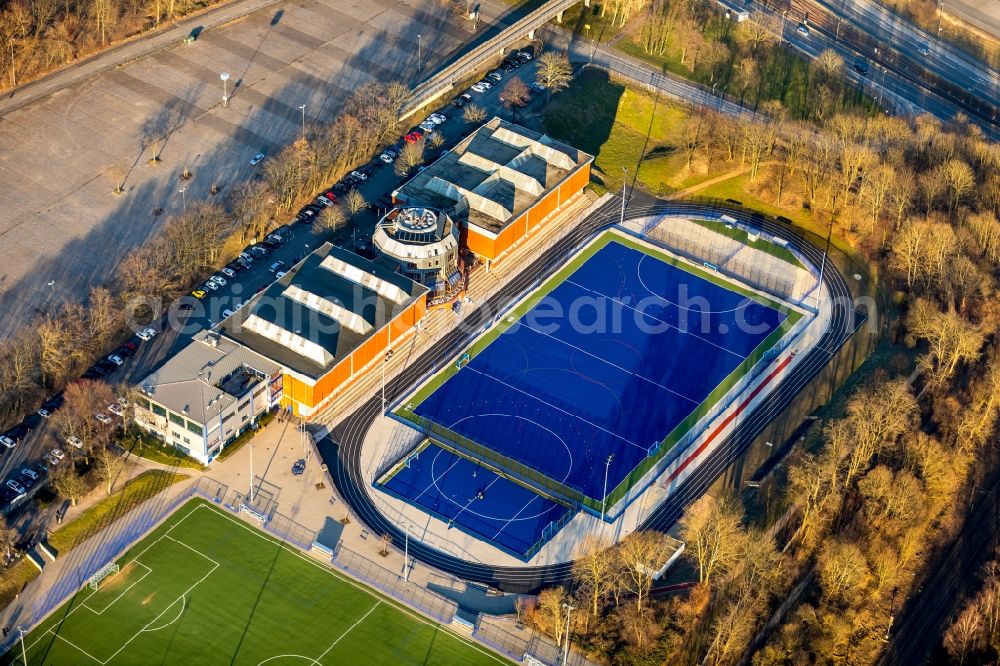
[282,374,313,412]
[465,228,495,259]
[527,189,559,230]
[310,356,352,408]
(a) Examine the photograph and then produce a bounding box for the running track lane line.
[660,354,794,489]
[563,279,748,360]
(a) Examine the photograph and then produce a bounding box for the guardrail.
[401,0,582,118]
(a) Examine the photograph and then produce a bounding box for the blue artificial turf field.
[411,238,788,505]
[379,443,574,560]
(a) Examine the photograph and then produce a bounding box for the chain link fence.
[267,512,317,551]
[332,544,458,623]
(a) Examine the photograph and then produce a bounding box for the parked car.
[379,149,398,164]
[191,289,207,299]
[37,407,52,418]
[316,195,335,207]
[426,113,447,125]
[275,271,288,279]
[95,414,113,425]
[269,261,286,274]
[108,403,125,418]
[6,480,25,496]
[66,436,83,449]
[222,308,234,318]
[221,267,236,278]
[0,436,15,449]
[527,82,546,93]
[418,120,436,132]
[107,354,124,366]
[137,327,157,341]
[250,152,266,165]
[514,48,533,61]
[501,58,520,71]
[203,281,219,292]
[209,275,227,286]
[404,130,423,143]
[796,23,809,37]
[486,71,503,83]
[451,93,472,107]
[117,345,135,359]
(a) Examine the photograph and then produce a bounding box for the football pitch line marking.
[141,594,186,633]
[310,601,381,664]
[519,321,700,405]
[462,365,649,453]
[83,561,153,615]
[196,503,508,664]
[564,278,748,360]
[632,254,754,315]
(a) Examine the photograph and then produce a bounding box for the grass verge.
[48,470,188,553]
[0,559,40,612]
[216,409,278,462]
[120,428,205,471]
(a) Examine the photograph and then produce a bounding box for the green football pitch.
[12,500,508,665]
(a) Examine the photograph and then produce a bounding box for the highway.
[322,196,864,593]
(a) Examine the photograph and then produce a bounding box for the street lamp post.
[418,34,422,72]
[249,444,255,502]
[780,11,787,45]
[299,104,306,142]
[178,187,186,212]
[18,627,26,666]
[404,525,410,582]
[562,604,576,664]
[221,72,230,107]
[601,454,613,521]
[381,349,395,418]
[620,167,627,226]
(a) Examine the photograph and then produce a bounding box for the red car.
[404,131,423,143]
[324,191,338,203]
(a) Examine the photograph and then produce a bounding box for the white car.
[209,275,227,286]
[275,271,287,279]
[204,281,219,292]
[37,408,51,419]
[221,267,236,278]
[107,354,124,366]
[379,150,398,164]
[108,403,125,417]
[796,23,809,37]
[0,436,14,449]
[348,170,368,182]
[250,152,266,166]
[50,449,65,461]
[95,414,112,425]
[137,327,157,341]
[66,436,83,449]
[418,120,437,132]
[470,83,489,93]
[222,308,234,318]
[426,113,447,125]
[316,195,335,207]
[6,480,25,496]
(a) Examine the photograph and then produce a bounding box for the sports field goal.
[89,562,120,590]
[455,352,471,370]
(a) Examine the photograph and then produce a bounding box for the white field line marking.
[448,477,501,527]
[564,278,748,360]
[463,365,648,453]
[193,503,507,663]
[165,534,222,568]
[520,321,700,405]
[310,601,381,665]
[490,494,544,542]
[140,594,186,633]
[83,562,153,615]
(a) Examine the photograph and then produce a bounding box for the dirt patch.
[97,560,139,593]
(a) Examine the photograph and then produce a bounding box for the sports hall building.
[391,117,593,267]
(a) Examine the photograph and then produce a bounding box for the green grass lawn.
[17,500,506,666]
[120,429,205,470]
[48,470,189,553]
[688,218,803,268]
[396,230,800,511]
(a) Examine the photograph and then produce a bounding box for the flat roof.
[219,243,428,380]
[137,331,282,425]
[394,118,592,235]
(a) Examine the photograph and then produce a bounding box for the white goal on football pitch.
[88,562,120,591]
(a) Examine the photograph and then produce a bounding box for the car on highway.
[95,414,112,425]
[250,152,266,166]
[137,327,157,341]
[853,60,868,75]
[107,354,123,367]
[796,23,809,37]
[916,42,930,56]
[379,149,398,164]
[191,289,207,299]
[0,436,14,449]
[66,436,83,449]
[221,267,236,278]
[209,275,227,286]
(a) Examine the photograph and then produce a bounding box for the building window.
[186,421,203,436]
[238,399,250,411]
[183,436,190,444]
[253,387,265,399]
[137,397,151,411]
[242,414,249,422]
[152,404,167,418]
[222,412,234,424]
[169,412,185,427]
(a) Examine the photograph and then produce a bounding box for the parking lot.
[0,0,491,341]
[0,51,543,540]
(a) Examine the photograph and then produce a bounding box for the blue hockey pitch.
[409,236,789,506]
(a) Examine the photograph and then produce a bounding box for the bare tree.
[462,103,487,124]
[51,468,87,506]
[617,530,669,611]
[499,76,530,122]
[343,187,367,219]
[943,604,984,665]
[318,204,348,235]
[907,298,985,389]
[818,540,871,603]
[109,157,128,195]
[395,140,425,177]
[572,535,618,618]
[735,14,779,56]
[535,52,572,103]
[534,587,569,646]
[679,494,744,585]
[814,49,844,79]
[95,447,127,494]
